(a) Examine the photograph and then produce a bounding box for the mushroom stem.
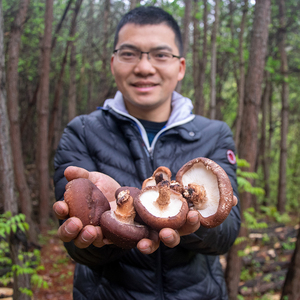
[114,190,136,223]
[155,181,171,208]
[183,183,208,210]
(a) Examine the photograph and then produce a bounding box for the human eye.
[152,51,171,61]
[119,49,138,61]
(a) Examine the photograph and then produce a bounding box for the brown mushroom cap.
[100,189,149,249]
[142,166,172,189]
[176,157,235,228]
[134,182,189,231]
[64,178,110,227]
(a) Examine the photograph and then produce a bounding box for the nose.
[133,53,156,76]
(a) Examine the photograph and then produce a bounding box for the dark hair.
[114,6,183,56]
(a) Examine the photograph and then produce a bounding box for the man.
[53,6,240,300]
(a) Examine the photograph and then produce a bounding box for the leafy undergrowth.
[32,229,75,300]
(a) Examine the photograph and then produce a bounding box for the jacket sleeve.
[53,115,129,268]
[179,121,241,255]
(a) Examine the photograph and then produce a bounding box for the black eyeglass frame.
[113,49,181,60]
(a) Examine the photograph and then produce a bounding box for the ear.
[110,55,115,75]
[177,57,186,82]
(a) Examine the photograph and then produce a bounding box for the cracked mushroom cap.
[134,181,189,231]
[100,189,149,249]
[142,166,172,189]
[64,178,110,227]
[176,157,237,228]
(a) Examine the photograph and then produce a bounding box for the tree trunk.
[51,0,74,50]
[87,0,95,113]
[68,36,77,122]
[48,0,83,154]
[176,0,191,93]
[36,0,53,229]
[234,0,248,150]
[225,1,271,299]
[0,2,31,298]
[261,72,271,203]
[97,0,110,107]
[193,0,208,116]
[6,0,37,243]
[277,0,289,214]
[281,224,300,299]
[210,0,219,120]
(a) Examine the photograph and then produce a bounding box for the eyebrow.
[118,44,173,52]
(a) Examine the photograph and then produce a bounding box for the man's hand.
[53,166,121,248]
[137,210,201,254]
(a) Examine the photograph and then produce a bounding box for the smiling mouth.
[132,83,158,88]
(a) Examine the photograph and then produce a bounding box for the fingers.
[92,226,106,248]
[137,230,160,255]
[64,166,89,182]
[57,218,99,249]
[177,210,201,236]
[53,201,69,220]
[57,217,83,243]
[73,225,98,248]
[233,195,238,206]
[159,228,180,248]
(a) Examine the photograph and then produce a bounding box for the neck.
[125,102,171,122]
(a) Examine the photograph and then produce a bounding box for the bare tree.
[176,0,191,93]
[68,0,84,122]
[6,0,38,243]
[193,0,208,116]
[234,0,248,149]
[277,0,289,214]
[260,72,272,203]
[225,1,271,299]
[210,0,219,120]
[36,0,53,229]
[0,1,31,298]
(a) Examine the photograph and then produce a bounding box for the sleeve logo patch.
[227,150,236,164]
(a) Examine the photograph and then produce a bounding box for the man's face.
[111,23,186,121]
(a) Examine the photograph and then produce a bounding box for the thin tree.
[193,0,208,116]
[0,1,31,298]
[210,0,219,120]
[68,0,84,122]
[176,0,191,93]
[260,72,272,203]
[36,0,53,229]
[277,0,289,214]
[233,0,248,150]
[48,0,83,154]
[225,0,271,299]
[6,0,37,243]
[87,0,95,113]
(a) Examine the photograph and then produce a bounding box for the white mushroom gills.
[181,162,220,217]
[139,190,184,218]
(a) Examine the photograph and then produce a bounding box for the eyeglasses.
[113,47,181,66]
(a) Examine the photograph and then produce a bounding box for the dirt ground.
[32,229,75,300]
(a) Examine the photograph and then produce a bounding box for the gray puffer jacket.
[54,91,241,300]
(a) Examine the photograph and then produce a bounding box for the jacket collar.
[103,91,195,128]
[102,91,196,150]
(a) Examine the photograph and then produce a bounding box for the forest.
[0,0,299,299]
